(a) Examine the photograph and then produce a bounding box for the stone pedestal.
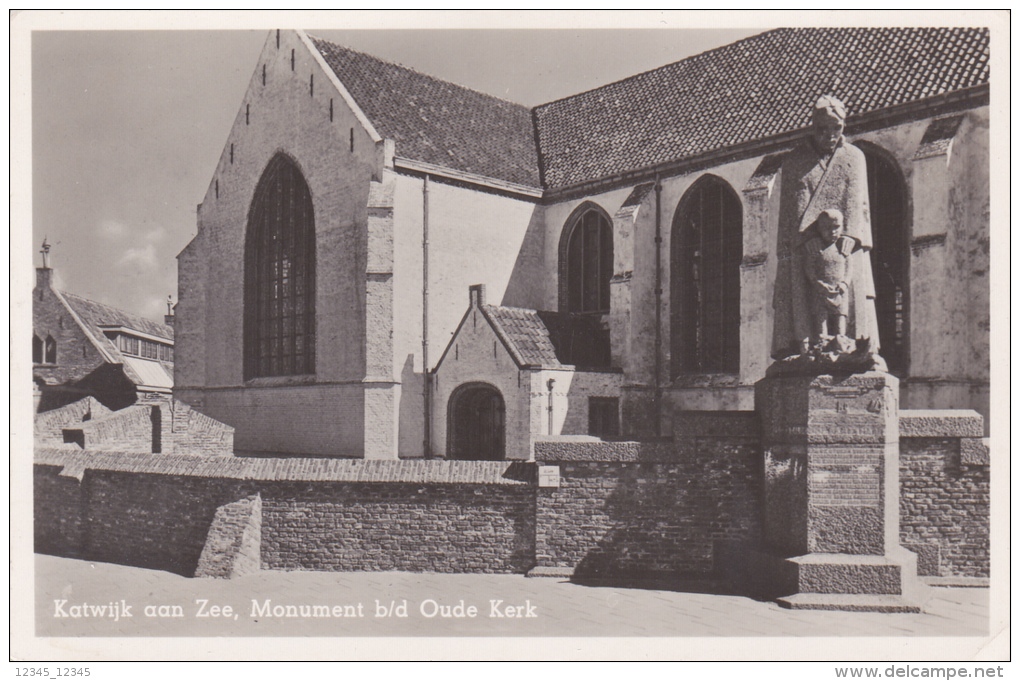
[754,371,925,612]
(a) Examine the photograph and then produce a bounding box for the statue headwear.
[813,95,847,122]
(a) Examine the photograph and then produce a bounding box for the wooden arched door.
[448,383,505,461]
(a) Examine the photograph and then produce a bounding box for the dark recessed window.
[671,175,742,376]
[44,335,57,364]
[244,153,316,379]
[864,148,909,375]
[588,397,620,439]
[32,334,43,364]
[564,206,613,314]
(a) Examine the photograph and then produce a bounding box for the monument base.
[775,547,928,612]
[754,369,926,613]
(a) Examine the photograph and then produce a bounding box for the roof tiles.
[310,36,541,189]
[308,28,988,191]
[533,27,989,189]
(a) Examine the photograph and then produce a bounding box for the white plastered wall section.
[391,174,538,458]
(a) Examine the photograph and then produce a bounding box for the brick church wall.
[176,30,381,457]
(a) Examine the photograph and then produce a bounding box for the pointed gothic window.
[32,334,43,364]
[244,154,316,379]
[44,335,57,364]
[862,147,909,375]
[562,205,613,314]
[670,175,743,376]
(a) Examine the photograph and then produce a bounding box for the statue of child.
[798,208,856,350]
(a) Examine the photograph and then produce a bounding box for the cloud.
[99,219,129,239]
[117,243,158,270]
[139,294,170,320]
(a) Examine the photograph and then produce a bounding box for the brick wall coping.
[34,448,532,485]
[534,438,677,462]
[899,410,984,438]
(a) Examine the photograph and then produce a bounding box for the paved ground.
[34,555,989,638]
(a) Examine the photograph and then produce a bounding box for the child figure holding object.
[799,208,856,346]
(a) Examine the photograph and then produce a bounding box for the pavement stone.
[34,555,989,638]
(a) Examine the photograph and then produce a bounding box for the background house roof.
[310,36,542,189]
[533,27,990,189]
[56,290,174,387]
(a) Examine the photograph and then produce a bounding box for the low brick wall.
[34,407,990,582]
[34,449,534,576]
[898,411,989,578]
[533,412,763,584]
[900,438,989,577]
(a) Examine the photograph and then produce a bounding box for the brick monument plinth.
[754,371,925,612]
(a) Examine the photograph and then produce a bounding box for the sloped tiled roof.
[61,291,173,344]
[482,305,564,368]
[534,27,989,189]
[57,291,174,387]
[310,36,541,189]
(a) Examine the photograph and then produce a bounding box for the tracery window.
[563,205,613,314]
[670,175,742,376]
[244,154,316,379]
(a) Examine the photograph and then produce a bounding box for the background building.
[34,257,175,413]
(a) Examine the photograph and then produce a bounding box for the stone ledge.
[776,592,925,613]
[35,448,533,485]
[526,566,574,578]
[922,576,989,588]
[899,410,984,438]
[533,438,675,462]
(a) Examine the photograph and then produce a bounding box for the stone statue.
[771,95,882,370]
[798,208,855,349]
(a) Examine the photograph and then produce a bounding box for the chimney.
[36,238,53,296]
[468,284,486,307]
[164,295,175,328]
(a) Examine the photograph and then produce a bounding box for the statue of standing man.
[771,95,881,364]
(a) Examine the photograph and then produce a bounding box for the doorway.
[448,383,505,461]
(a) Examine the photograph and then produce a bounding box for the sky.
[24,13,764,322]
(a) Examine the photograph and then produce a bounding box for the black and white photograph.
[11,10,1009,664]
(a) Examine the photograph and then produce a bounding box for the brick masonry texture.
[34,450,534,576]
[534,436,763,582]
[900,437,989,577]
[34,425,988,580]
[36,397,233,456]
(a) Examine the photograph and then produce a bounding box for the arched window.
[44,335,57,364]
[561,204,613,314]
[244,154,316,379]
[862,147,909,375]
[670,175,742,377]
[32,334,43,364]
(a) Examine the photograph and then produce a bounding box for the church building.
[175,27,990,458]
